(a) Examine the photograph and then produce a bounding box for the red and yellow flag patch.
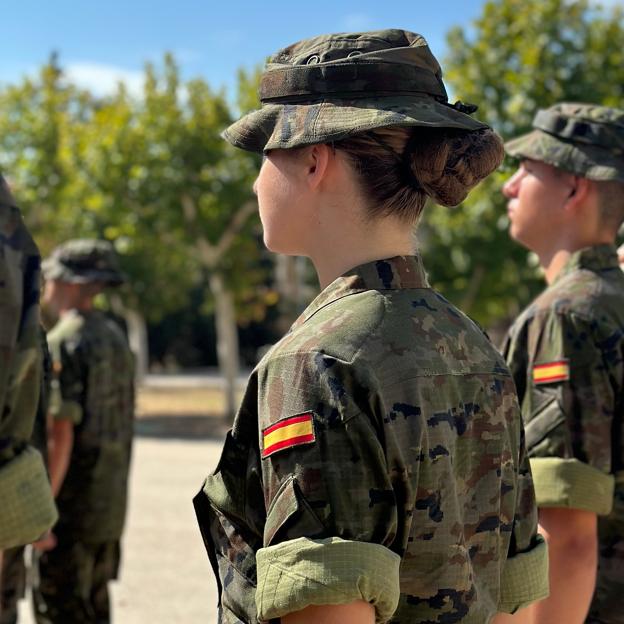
[262,412,316,459]
[533,360,570,385]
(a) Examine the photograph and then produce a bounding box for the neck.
[308,216,416,289]
[540,249,573,285]
[537,236,613,285]
[58,299,94,316]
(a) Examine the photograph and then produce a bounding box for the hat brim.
[42,258,125,287]
[224,96,489,153]
[505,130,624,182]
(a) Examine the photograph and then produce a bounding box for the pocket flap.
[524,395,565,451]
[264,475,325,547]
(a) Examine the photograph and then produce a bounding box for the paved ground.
[19,434,223,623]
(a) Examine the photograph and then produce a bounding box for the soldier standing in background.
[0,174,57,613]
[33,239,134,624]
[502,103,624,624]
[194,29,548,624]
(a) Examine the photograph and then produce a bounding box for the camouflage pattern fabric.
[502,245,624,624]
[42,239,126,287]
[0,545,26,624]
[0,328,52,623]
[195,255,548,624]
[32,538,120,624]
[46,309,135,542]
[223,29,488,153]
[505,103,624,182]
[0,174,56,549]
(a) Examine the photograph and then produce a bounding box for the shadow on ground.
[135,414,230,440]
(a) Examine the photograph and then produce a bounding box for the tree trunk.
[108,296,149,383]
[123,308,149,383]
[209,271,240,421]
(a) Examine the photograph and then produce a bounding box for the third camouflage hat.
[42,239,125,286]
[505,103,624,182]
[224,29,489,153]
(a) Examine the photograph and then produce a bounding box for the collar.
[293,255,429,328]
[554,244,620,284]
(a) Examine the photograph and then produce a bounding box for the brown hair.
[335,126,504,222]
[595,180,624,231]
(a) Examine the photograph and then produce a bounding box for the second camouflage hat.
[42,239,125,286]
[224,29,489,153]
[505,103,624,182]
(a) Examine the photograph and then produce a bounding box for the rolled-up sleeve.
[499,535,549,613]
[256,537,400,623]
[498,412,550,613]
[505,308,617,517]
[47,331,85,425]
[529,457,614,514]
[257,351,400,622]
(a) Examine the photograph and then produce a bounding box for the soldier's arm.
[491,609,533,624]
[282,601,375,624]
[46,326,85,498]
[507,309,616,620]
[255,353,400,624]
[48,418,74,497]
[530,507,597,624]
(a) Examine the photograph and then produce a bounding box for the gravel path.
[19,436,222,623]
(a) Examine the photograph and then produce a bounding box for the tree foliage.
[0,54,269,325]
[421,0,624,328]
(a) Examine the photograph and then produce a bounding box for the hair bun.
[410,128,504,207]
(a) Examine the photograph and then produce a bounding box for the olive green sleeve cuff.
[52,399,82,424]
[0,446,58,549]
[256,536,401,624]
[530,457,614,515]
[499,535,549,613]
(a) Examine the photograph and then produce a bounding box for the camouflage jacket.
[0,176,57,549]
[48,309,135,543]
[503,244,624,624]
[195,255,548,624]
[0,185,42,464]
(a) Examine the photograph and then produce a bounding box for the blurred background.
[2,0,623,416]
[2,1,623,619]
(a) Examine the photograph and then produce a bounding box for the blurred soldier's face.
[502,159,574,252]
[42,279,85,318]
[42,279,61,309]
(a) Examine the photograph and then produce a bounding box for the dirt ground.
[18,383,231,623]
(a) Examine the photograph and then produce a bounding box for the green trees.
[3,0,624,413]
[423,0,624,328]
[0,55,265,418]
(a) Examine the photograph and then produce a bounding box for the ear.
[563,176,591,214]
[302,144,332,190]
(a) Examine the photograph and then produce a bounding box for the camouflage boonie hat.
[42,239,125,286]
[505,103,624,182]
[224,29,489,153]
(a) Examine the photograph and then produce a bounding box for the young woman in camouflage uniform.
[195,29,548,624]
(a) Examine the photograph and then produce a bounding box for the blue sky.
[1,0,490,99]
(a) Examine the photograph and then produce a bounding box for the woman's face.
[253,149,313,254]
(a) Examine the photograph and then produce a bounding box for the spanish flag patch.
[533,360,570,385]
[262,412,316,459]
